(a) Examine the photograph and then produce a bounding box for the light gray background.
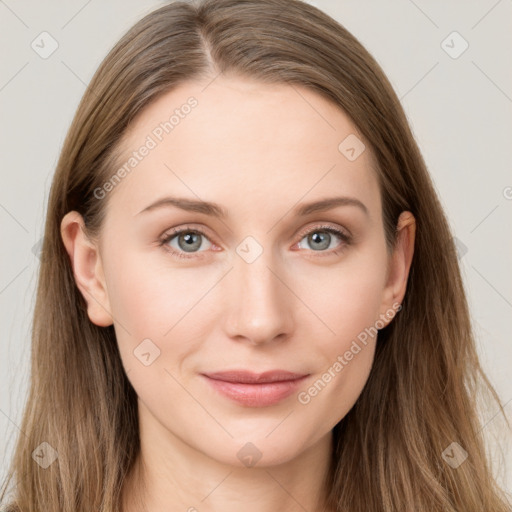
[1,0,511,499]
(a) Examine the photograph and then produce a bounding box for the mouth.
[201,370,310,407]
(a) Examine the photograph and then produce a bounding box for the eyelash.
[158,224,351,260]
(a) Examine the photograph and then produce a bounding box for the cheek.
[291,246,388,350]
[105,249,220,336]
[290,247,386,422]
[296,338,376,438]
[103,251,222,385]
[293,265,384,429]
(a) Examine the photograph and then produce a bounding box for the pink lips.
[201,370,309,407]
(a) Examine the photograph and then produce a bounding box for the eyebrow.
[136,195,368,218]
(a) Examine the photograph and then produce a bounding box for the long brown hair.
[1,0,510,510]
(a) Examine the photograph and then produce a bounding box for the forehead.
[107,75,380,220]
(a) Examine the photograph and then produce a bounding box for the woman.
[1,0,510,510]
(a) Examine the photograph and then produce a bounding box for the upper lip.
[202,370,308,384]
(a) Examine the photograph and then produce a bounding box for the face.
[62,75,413,468]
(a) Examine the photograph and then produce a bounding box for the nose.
[222,246,295,346]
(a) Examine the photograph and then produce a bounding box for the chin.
[199,428,321,469]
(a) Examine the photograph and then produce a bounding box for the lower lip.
[202,375,309,407]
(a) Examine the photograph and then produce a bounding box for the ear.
[60,211,113,327]
[378,211,416,326]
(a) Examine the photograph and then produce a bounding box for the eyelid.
[295,222,351,242]
[160,224,212,241]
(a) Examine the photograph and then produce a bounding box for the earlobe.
[60,211,113,327]
[378,211,416,326]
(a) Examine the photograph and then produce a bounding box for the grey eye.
[297,229,343,251]
[167,231,212,253]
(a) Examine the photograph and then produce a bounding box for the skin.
[61,75,415,512]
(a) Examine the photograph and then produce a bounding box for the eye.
[159,226,213,259]
[295,225,351,254]
[159,223,351,260]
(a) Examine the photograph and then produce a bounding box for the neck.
[121,413,334,512]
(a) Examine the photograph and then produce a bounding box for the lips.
[204,370,307,384]
[201,370,309,407]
